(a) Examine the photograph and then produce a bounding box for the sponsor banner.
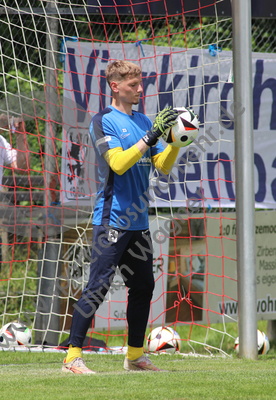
[62,211,276,328]
[61,41,276,209]
[199,211,276,323]
[165,210,276,325]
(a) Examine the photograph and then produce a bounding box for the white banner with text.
[61,41,276,209]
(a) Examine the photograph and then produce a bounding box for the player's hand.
[152,107,178,137]
[142,107,178,147]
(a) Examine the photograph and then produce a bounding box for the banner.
[165,210,276,325]
[203,211,276,323]
[62,211,276,328]
[61,41,276,209]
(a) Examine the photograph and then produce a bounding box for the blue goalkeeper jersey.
[89,105,164,230]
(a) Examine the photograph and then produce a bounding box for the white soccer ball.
[147,326,181,354]
[234,329,270,355]
[162,107,199,147]
[258,331,270,354]
[0,322,32,348]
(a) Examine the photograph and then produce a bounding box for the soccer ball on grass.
[162,107,199,148]
[147,326,181,354]
[234,329,270,355]
[0,322,32,348]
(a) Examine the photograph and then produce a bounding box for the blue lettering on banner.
[271,157,276,201]
[99,50,109,110]
[220,82,234,130]
[158,54,182,112]
[253,60,276,130]
[185,56,199,108]
[198,75,219,125]
[207,152,235,202]
[153,152,276,203]
[138,71,156,114]
[254,153,266,202]
[178,151,202,200]
[67,49,276,130]
[68,48,99,122]
[154,151,270,205]
[63,44,276,208]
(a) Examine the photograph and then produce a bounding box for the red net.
[0,0,236,355]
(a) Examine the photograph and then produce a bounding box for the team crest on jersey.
[107,229,119,243]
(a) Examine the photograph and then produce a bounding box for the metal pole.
[232,0,257,359]
[35,241,62,346]
[34,1,61,345]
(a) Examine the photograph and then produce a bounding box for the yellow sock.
[127,345,143,361]
[65,344,82,363]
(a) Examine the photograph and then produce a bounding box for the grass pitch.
[0,321,275,400]
[0,350,276,400]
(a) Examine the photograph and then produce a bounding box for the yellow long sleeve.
[103,145,142,175]
[151,145,180,175]
[103,144,179,176]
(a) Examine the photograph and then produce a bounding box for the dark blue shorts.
[87,225,154,292]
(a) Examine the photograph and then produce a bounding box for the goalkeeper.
[62,60,179,374]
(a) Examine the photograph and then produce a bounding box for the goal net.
[0,0,237,355]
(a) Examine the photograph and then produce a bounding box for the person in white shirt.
[0,113,30,272]
[0,113,30,187]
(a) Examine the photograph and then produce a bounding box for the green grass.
[0,320,275,400]
[0,351,276,400]
[76,321,265,356]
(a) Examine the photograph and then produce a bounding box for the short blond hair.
[105,60,141,87]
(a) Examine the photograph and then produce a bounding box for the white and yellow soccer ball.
[0,322,32,348]
[234,329,270,355]
[147,326,181,354]
[162,106,199,147]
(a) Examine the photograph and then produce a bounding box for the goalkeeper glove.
[142,107,178,147]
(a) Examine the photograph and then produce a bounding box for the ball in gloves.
[162,107,199,147]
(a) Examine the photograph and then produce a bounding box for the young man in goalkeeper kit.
[62,60,179,374]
